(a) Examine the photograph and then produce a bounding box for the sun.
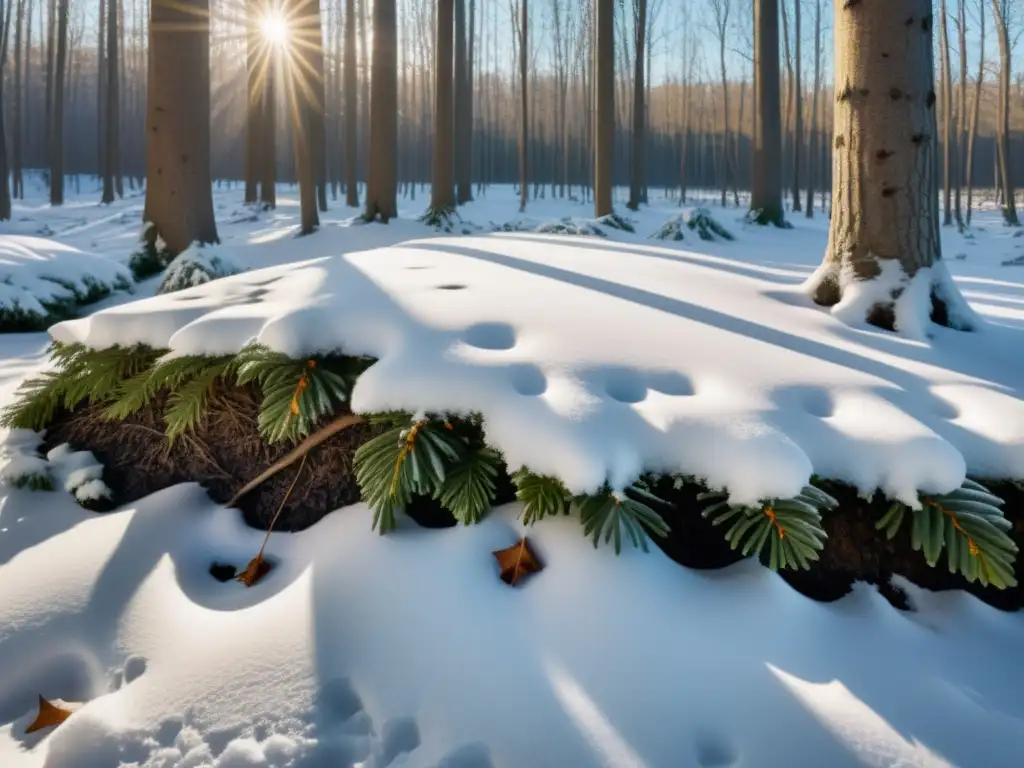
[260,11,290,47]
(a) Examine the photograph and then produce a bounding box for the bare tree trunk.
[144,0,219,254]
[358,0,369,192]
[101,0,118,204]
[752,0,784,225]
[290,0,320,234]
[627,0,646,210]
[454,0,470,203]
[98,0,106,185]
[809,0,973,334]
[12,0,24,200]
[517,0,528,213]
[431,0,454,212]
[344,0,358,206]
[939,0,953,225]
[0,0,13,219]
[965,0,983,225]
[955,0,967,226]
[244,0,262,204]
[364,0,397,221]
[44,0,54,179]
[260,57,277,209]
[791,0,802,212]
[310,0,328,213]
[48,0,67,205]
[465,0,475,202]
[992,0,1019,225]
[805,0,821,218]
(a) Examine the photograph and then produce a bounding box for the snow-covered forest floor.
[0,176,1022,768]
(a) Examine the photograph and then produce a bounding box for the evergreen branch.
[700,487,829,571]
[512,469,572,525]
[575,486,671,554]
[436,446,501,524]
[103,354,234,422]
[354,419,465,534]
[876,480,1017,589]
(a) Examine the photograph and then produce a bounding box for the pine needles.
[876,480,1018,589]
[698,485,838,571]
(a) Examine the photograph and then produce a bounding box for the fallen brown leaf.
[25,695,73,734]
[236,554,272,587]
[493,537,543,586]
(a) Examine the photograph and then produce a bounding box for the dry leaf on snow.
[236,554,272,587]
[25,695,73,734]
[493,537,543,586]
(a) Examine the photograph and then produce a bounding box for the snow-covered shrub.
[0,454,53,490]
[650,214,687,242]
[157,243,242,295]
[686,208,735,242]
[128,222,173,281]
[596,212,636,233]
[534,217,607,237]
[420,207,460,233]
[1002,253,1024,266]
[0,236,133,332]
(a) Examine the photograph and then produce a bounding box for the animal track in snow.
[693,730,741,767]
[461,322,517,351]
[509,363,548,396]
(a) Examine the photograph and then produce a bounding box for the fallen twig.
[227,413,365,508]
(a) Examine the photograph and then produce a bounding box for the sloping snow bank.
[0,236,132,330]
[0,486,1022,768]
[50,235,1024,506]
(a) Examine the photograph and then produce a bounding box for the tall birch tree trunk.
[807,0,975,335]
[938,0,954,226]
[965,1,983,225]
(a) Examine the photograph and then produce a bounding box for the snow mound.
[49,234,1024,505]
[686,208,735,241]
[0,490,1022,768]
[158,243,243,295]
[0,236,132,331]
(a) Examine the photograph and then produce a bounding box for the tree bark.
[517,0,528,213]
[260,56,277,209]
[626,0,646,210]
[431,0,455,212]
[596,0,616,218]
[991,0,1018,225]
[792,0,802,212]
[310,0,328,213]
[98,0,106,188]
[48,0,67,205]
[364,0,397,222]
[454,0,470,204]
[344,0,358,206]
[807,0,974,335]
[938,0,953,226]
[751,0,784,225]
[12,0,23,199]
[290,0,320,234]
[244,0,262,205]
[144,0,219,254]
[102,0,119,204]
[805,0,821,218]
[955,0,967,226]
[965,1,983,225]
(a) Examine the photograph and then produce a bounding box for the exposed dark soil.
[42,386,1023,610]
[43,382,386,532]
[649,476,1024,611]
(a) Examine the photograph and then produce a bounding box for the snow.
[0,236,132,325]
[49,220,1024,506]
[0,179,1022,767]
[158,243,243,295]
